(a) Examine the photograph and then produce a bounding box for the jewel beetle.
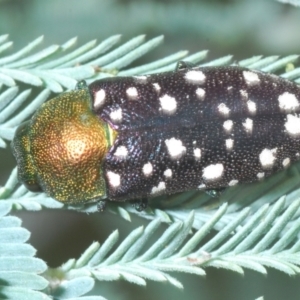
[11,61,300,210]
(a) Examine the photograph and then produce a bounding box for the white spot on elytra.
[257,172,265,179]
[243,70,260,85]
[198,183,206,190]
[185,70,206,84]
[282,157,291,168]
[94,89,106,109]
[151,181,166,195]
[153,83,161,92]
[218,103,230,117]
[285,114,300,136]
[223,120,233,133]
[110,108,122,123]
[229,179,238,186]
[240,90,248,100]
[164,168,173,178]
[243,118,253,133]
[259,148,277,169]
[196,88,205,100]
[143,162,153,177]
[227,86,233,91]
[134,75,147,82]
[226,138,234,150]
[159,94,177,115]
[278,92,299,112]
[202,163,224,181]
[194,148,201,160]
[126,87,138,99]
[193,140,197,145]
[165,138,186,160]
[247,100,257,115]
[107,171,121,188]
[114,146,128,159]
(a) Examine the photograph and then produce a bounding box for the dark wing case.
[89,66,300,201]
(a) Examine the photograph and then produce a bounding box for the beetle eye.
[24,181,42,192]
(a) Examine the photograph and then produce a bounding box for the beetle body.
[12,63,300,205]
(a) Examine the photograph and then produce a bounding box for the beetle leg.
[131,198,148,212]
[75,80,88,90]
[97,200,107,212]
[175,61,197,71]
[205,188,226,198]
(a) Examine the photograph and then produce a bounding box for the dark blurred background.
[1,0,300,299]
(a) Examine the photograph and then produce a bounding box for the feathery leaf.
[2,35,300,298]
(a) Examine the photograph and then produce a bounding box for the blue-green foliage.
[1,34,300,299]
